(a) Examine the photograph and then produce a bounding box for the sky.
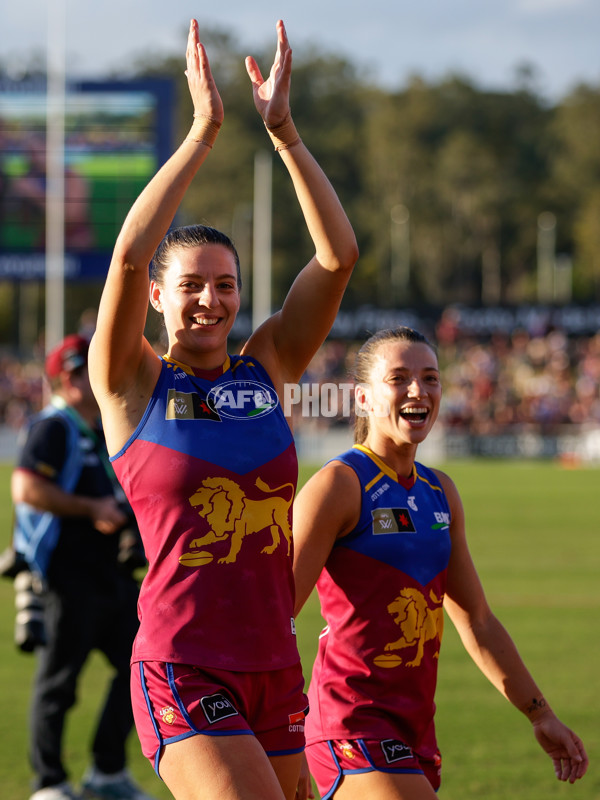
[1,0,599,101]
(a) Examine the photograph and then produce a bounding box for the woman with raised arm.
[293,327,588,800]
[88,18,357,800]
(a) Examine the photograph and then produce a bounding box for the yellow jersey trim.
[352,444,417,488]
[163,354,231,376]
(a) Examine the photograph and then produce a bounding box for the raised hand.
[245,19,292,128]
[185,18,223,124]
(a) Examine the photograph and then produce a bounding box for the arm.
[437,469,588,783]
[243,21,358,387]
[88,19,224,450]
[292,461,361,616]
[12,469,127,535]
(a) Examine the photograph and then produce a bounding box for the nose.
[406,377,424,397]
[198,281,218,307]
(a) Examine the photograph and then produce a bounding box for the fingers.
[196,41,212,82]
[186,20,212,79]
[186,19,200,66]
[245,56,263,87]
[276,19,289,53]
[555,756,586,784]
[273,19,291,75]
[183,19,224,122]
[552,738,588,783]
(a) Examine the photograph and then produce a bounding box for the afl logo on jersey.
[372,508,416,534]
[207,380,278,420]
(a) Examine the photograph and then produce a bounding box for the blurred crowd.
[2,324,600,437]
[290,324,600,436]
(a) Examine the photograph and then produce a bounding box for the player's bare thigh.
[333,770,439,800]
[159,733,299,800]
[269,752,304,800]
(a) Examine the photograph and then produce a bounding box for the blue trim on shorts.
[265,745,305,757]
[138,662,164,775]
[140,662,255,778]
[165,662,253,738]
[320,741,343,800]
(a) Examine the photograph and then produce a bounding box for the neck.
[362,435,417,479]
[167,341,229,372]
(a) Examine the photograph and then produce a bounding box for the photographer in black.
[10,334,153,800]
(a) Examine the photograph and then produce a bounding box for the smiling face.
[357,339,442,460]
[150,243,241,368]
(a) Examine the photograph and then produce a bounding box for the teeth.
[194,318,218,326]
[402,407,427,415]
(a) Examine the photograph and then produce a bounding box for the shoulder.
[297,458,362,536]
[25,410,69,445]
[430,467,465,522]
[240,321,282,390]
[17,410,70,472]
[429,467,458,495]
[301,457,361,494]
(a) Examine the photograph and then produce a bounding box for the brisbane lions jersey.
[306,444,451,758]
[111,354,299,671]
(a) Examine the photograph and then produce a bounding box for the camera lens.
[14,571,46,652]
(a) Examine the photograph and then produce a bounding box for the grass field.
[0,459,598,799]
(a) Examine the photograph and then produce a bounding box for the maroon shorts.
[306,738,442,799]
[131,661,308,773]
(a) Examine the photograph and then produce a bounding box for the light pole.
[252,150,272,331]
[390,203,410,304]
[45,0,67,350]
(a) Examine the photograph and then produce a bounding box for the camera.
[14,570,46,652]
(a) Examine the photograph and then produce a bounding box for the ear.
[59,370,80,403]
[354,382,372,417]
[149,280,163,313]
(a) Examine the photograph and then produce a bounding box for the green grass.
[1,460,598,799]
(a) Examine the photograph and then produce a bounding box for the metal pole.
[537,211,556,305]
[252,150,272,331]
[390,203,410,304]
[45,0,67,349]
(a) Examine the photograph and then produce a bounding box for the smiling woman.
[87,16,357,800]
[292,326,588,800]
[149,234,242,367]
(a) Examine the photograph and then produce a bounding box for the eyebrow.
[178,272,237,281]
[389,365,440,373]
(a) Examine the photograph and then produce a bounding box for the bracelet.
[185,115,222,149]
[265,112,301,152]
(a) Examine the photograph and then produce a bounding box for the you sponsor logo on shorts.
[380,739,413,764]
[200,692,239,725]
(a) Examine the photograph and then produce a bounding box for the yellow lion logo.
[182,476,294,565]
[379,587,444,668]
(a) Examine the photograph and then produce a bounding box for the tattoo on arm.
[526,697,547,715]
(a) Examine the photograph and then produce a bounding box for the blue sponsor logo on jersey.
[207,380,278,420]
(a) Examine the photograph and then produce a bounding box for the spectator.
[11,334,152,800]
